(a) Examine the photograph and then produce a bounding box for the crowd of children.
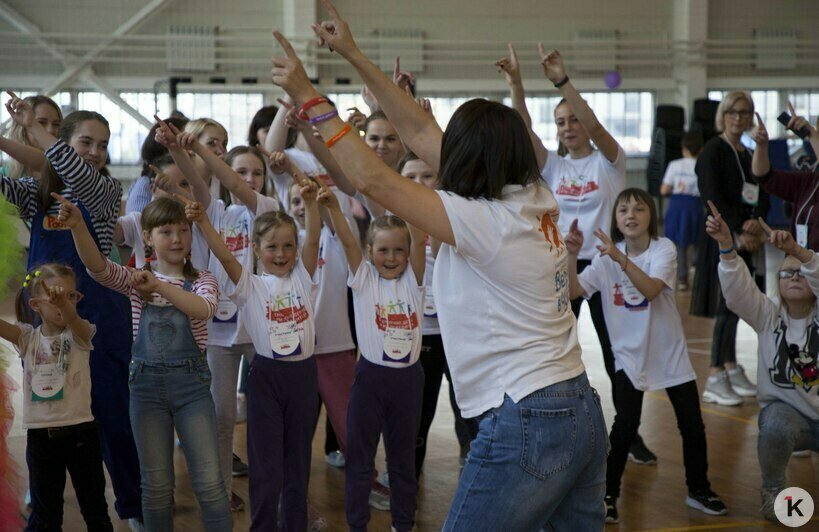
[0,2,816,530]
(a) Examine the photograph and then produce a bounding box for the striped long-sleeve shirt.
[0,140,122,256]
[90,259,219,352]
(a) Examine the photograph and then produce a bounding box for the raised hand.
[704,200,733,249]
[786,100,817,139]
[51,192,83,228]
[271,30,320,104]
[495,43,522,86]
[346,107,367,130]
[131,270,160,294]
[264,149,291,174]
[316,182,340,210]
[392,57,416,93]
[758,217,799,255]
[594,228,626,267]
[300,178,319,203]
[750,112,768,146]
[311,0,361,59]
[361,84,380,114]
[564,218,583,256]
[175,193,206,224]
[537,45,567,84]
[5,91,36,128]
[43,279,71,309]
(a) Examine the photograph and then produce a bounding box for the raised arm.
[300,180,321,277]
[271,29,454,246]
[538,48,621,163]
[154,117,212,209]
[594,229,665,301]
[41,279,94,344]
[311,3,443,171]
[496,43,547,170]
[408,223,426,286]
[182,196,243,284]
[565,220,586,300]
[0,318,21,347]
[54,193,107,274]
[317,184,362,272]
[0,136,46,173]
[264,97,293,154]
[130,269,217,321]
[751,112,771,178]
[189,134,258,211]
[786,101,819,157]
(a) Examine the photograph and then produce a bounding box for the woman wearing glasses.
[691,90,770,406]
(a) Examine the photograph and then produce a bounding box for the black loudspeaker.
[690,98,720,143]
[646,105,685,196]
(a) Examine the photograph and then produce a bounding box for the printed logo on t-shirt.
[537,211,564,255]
[266,293,309,325]
[554,175,599,197]
[42,214,69,231]
[221,221,249,254]
[375,300,419,332]
[612,281,647,311]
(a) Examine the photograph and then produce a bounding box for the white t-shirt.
[578,237,696,391]
[226,260,318,362]
[15,324,97,429]
[434,184,585,418]
[662,157,700,196]
[314,225,355,354]
[349,261,425,368]
[207,193,280,347]
[421,240,440,336]
[541,147,626,260]
[118,210,211,270]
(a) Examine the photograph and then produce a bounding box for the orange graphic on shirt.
[537,212,564,255]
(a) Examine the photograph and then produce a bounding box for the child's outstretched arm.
[301,179,321,277]
[185,132,260,212]
[264,97,294,154]
[496,43,547,170]
[408,223,426,286]
[593,228,665,301]
[53,193,107,275]
[318,185,362,272]
[0,136,46,174]
[39,278,93,344]
[0,318,21,346]
[180,195,243,285]
[130,269,217,321]
[565,219,586,300]
[154,117,212,209]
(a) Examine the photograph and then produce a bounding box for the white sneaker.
[702,371,744,406]
[325,450,346,468]
[727,365,757,397]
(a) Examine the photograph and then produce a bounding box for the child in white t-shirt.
[188,176,320,531]
[660,132,704,290]
[320,183,425,532]
[1,263,112,530]
[567,187,726,523]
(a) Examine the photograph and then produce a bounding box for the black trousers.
[26,422,112,532]
[606,371,710,498]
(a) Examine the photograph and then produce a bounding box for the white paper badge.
[383,328,413,362]
[741,182,760,206]
[269,320,301,357]
[213,295,238,323]
[31,364,65,402]
[423,292,437,318]
[796,224,808,248]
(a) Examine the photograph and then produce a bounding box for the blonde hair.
[366,215,410,249]
[16,263,76,324]
[5,95,62,178]
[184,118,228,143]
[253,211,299,247]
[715,91,754,133]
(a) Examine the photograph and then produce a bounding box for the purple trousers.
[346,357,424,532]
[247,355,318,532]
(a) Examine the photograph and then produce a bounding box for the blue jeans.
[443,372,608,532]
[758,401,819,491]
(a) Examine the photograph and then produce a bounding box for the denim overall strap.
[132,279,202,365]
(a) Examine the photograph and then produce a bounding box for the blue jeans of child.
[758,400,819,491]
[443,372,608,532]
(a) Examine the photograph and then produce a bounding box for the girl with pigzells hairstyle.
[186,174,321,531]
[60,194,231,531]
[1,92,143,526]
[269,2,608,528]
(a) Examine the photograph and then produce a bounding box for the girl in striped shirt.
[58,194,232,531]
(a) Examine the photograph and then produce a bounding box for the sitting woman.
[707,200,819,521]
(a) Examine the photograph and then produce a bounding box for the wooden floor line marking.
[639,516,819,531]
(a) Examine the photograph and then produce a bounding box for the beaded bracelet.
[553,75,570,88]
[297,96,329,120]
[309,109,339,125]
[325,124,352,148]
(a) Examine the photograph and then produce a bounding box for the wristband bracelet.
[297,96,329,120]
[309,109,339,125]
[325,124,352,148]
[554,75,570,88]
[719,245,735,254]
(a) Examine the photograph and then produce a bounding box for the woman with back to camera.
[269,2,609,529]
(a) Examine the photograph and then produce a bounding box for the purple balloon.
[604,70,621,89]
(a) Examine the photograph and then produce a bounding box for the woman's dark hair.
[247,105,279,147]
[141,197,199,281]
[38,111,110,212]
[610,187,659,243]
[396,151,419,174]
[438,99,540,200]
[141,116,189,177]
[364,110,391,133]
[681,131,704,156]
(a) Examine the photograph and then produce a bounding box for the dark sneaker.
[686,488,728,515]
[230,491,245,512]
[232,453,249,477]
[605,495,619,523]
[628,435,657,465]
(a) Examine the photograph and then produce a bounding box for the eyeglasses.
[778,269,805,279]
[724,110,753,119]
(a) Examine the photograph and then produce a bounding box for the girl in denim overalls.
[59,195,231,531]
[187,179,320,531]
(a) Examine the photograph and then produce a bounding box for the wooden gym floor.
[1,247,817,531]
